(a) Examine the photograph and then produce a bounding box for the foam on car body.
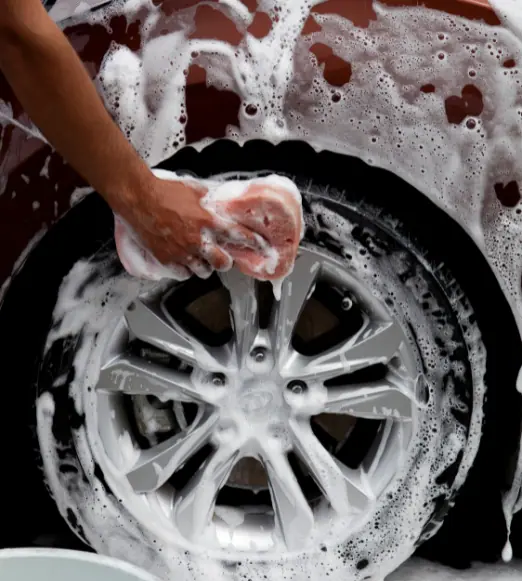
[36,0,522,577]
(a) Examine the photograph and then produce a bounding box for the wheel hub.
[211,355,302,449]
[236,382,280,417]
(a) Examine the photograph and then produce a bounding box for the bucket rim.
[0,548,161,581]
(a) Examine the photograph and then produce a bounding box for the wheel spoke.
[173,443,240,540]
[220,269,259,365]
[290,420,372,514]
[125,298,227,372]
[125,299,194,361]
[125,412,218,493]
[271,253,321,363]
[98,354,206,403]
[258,441,314,551]
[282,320,405,381]
[323,377,415,420]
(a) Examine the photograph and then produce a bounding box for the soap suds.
[37,179,486,580]
[70,186,94,207]
[115,169,303,286]
[30,0,522,578]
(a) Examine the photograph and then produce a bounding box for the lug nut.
[251,347,267,363]
[341,295,353,311]
[211,373,227,387]
[287,380,307,395]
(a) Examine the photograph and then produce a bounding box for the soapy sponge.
[114,169,304,283]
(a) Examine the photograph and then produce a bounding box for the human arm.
[0,0,232,271]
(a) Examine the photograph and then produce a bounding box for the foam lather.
[114,169,304,293]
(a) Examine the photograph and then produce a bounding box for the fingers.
[202,245,233,272]
[185,255,213,279]
[227,247,281,281]
[117,176,302,283]
[161,263,193,281]
[182,235,234,278]
[115,220,193,282]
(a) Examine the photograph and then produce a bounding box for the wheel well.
[0,139,520,566]
[158,139,522,567]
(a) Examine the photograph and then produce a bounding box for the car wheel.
[1,141,520,580]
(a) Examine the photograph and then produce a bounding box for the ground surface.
[390,559,522,580]
[26,530,522,578]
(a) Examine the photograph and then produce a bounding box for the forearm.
[0,0,152,213]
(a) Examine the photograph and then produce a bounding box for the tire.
[0,141,520,579]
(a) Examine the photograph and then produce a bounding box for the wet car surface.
[1,0,522,578]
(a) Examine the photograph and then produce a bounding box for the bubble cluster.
[40,0,522,578]
[37,184,487,581]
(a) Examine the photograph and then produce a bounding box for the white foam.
[70,186,95,207]
[116,169,303,288]
[37,196,486,580]
[34,0,522,578]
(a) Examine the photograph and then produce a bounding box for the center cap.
[237,380,282,419]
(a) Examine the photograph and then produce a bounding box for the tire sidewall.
[35,179,486,580]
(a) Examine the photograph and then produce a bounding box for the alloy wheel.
[91,246,421,554]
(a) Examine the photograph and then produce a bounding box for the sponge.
[114,169,304,284]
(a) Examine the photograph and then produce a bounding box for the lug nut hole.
[341,295,353,311]
[211,373,227,387]
[287,380,307,394]
[251,347,267,363]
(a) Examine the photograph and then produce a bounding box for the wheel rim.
[90,245,422,555]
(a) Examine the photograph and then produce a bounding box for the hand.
[114,173,303,282]
[116,175,261,278]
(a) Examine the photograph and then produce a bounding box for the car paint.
[0,0,499,300]
[2,0,522,565]
[0,0,500,298]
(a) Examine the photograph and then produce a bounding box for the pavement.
[390,559,522,580]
